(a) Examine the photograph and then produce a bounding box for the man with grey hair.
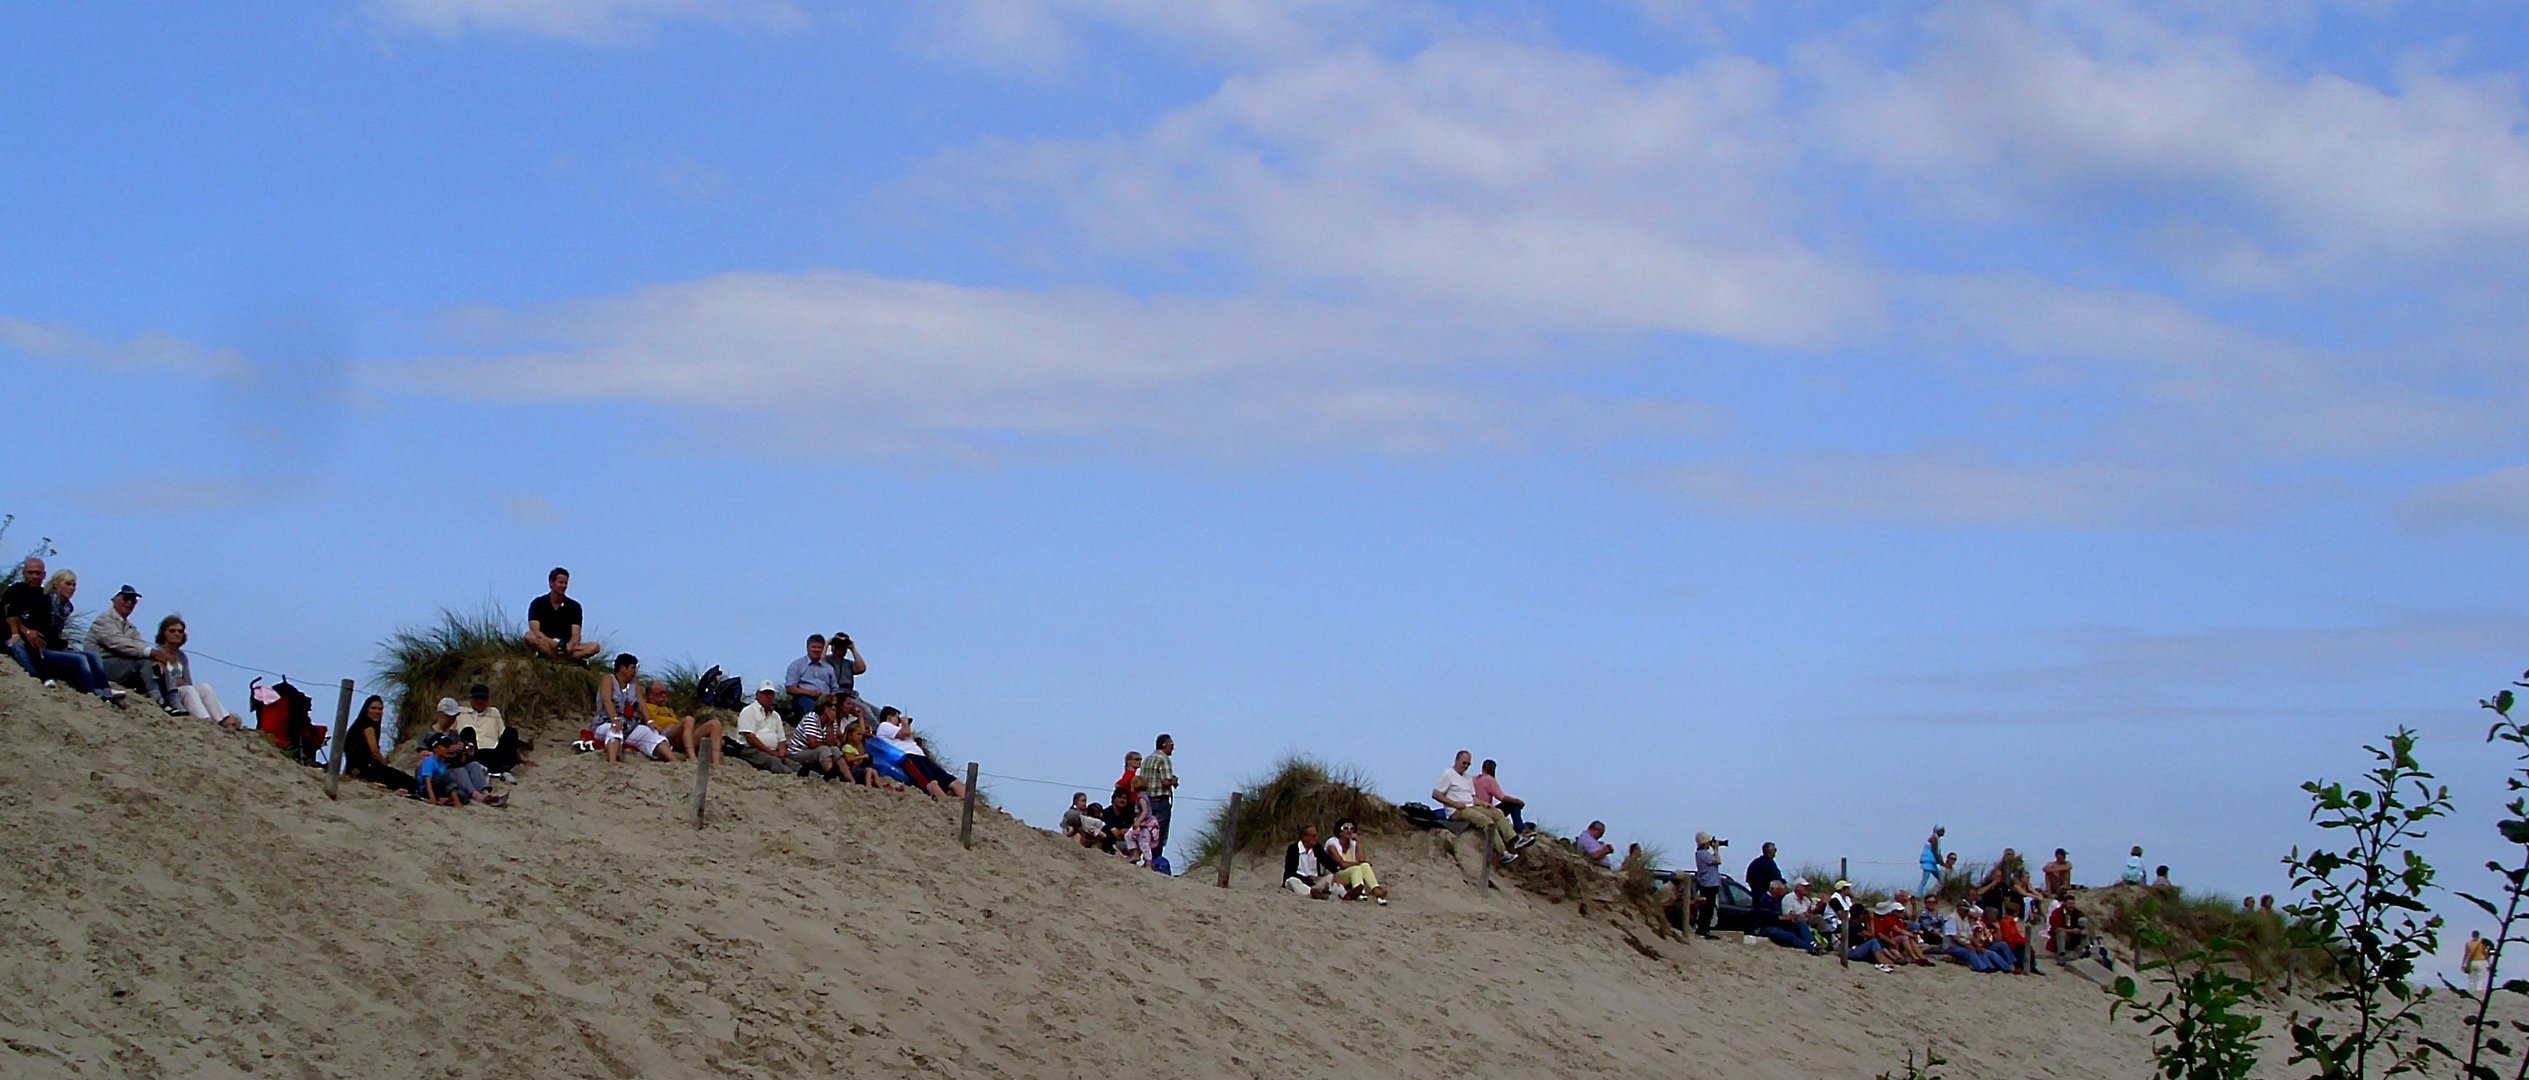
[3,557,119,701]
[1431,749,1518,864]
[86,584,181,714]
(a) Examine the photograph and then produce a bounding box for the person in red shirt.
[1994,902,2032,974]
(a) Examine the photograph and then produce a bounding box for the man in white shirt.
[729,682,798,774]
[1283,823,1335,898]
[1431,750,1517,864]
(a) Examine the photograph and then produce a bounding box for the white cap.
[757,680,779,695]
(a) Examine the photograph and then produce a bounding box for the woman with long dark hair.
[344,695,415,791]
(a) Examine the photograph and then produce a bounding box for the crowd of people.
[1057,736,1186,873]
[10,552,2252,971]
[6,560,989,813]
[5,556,249,726]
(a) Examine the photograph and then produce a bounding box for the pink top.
[1472,772,1507,806]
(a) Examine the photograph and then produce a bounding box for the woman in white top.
[154,614,243,730]
[1320,818,1388,906]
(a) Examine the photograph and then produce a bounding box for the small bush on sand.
[375,602,604,737]
[1187,755,1403,870]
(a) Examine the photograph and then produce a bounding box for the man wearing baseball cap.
[88,584,181,714]
[729,681,798,774]
[443,682,532,779]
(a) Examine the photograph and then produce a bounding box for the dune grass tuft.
[375,601,605,737]
[1186,755,1404,870]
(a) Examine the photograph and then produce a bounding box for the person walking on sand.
[1432,750,1519,865]
[1920,826,1947,896]
[1322,818,1387,905]
[2466,930,2493,994]
[1139,733,1180,861]
[524,567,600,662]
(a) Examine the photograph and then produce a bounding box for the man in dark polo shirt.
[524,567,600,661]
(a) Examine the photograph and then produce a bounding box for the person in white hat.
[729,680,798,773]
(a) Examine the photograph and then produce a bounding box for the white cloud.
[2404,465,2529,529]
[367,0,803,43]
[57,475,305,516]
[1814,1,2529,268]
[950,38,1876,347]
[924,0,1398,73]
[0,316,252,379]
[379,269,1713,457]
[1666,445,2252,527]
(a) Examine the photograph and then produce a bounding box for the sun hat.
[1872,901,1903,915]
[437,697,462,717]
[1695,831,1712,846]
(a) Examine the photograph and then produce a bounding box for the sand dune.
[2,671,2481,1078]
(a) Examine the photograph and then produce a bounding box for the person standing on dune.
[1139,733,1179,863]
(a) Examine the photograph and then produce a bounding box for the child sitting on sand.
[414,736,462,806]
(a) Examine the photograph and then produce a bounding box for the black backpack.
[1398,801,1443,829]
[696,665,745,710]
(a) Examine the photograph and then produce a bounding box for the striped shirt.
[784,712,827,757]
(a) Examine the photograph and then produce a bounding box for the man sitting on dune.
[729,682,796,773]
[1432,750,1518,865]
[525,567,601,662]
[1573,821,1615,868]
[1753,880,1816,952]
[1284,823,1336,899]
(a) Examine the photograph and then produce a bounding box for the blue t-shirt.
[416,755,448,794]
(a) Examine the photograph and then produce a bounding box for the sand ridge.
[0,671,2280,1078]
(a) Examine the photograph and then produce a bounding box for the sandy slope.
[3,670,2468,1079]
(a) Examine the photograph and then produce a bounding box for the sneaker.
[490,772,515,784]
[1500,851,1519,865]
[98,687,126,701]
[41,679,58,690]
[162,704,189,717]
[1374,897,1388,906]
[1510,834,1538,851]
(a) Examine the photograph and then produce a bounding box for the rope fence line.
[978,770,1230,804]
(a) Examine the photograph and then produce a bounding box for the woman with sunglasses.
[1321,818,1388,906]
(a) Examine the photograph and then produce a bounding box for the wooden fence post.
[690,745,711,828]
[323,678,353,800]
[958,762,980,850]
[1479,829,1494,893]
[1215,791,1241,889]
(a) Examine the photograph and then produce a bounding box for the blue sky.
[6,0,2527,931]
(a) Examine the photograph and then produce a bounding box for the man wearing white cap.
[729,681,797,773]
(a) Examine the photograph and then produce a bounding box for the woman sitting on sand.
[343,695,416,791]
[154,614,244,730]
[590,654,675,762]
[1321,818,1388,906]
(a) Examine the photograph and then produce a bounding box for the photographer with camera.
[1691,832,1727,939]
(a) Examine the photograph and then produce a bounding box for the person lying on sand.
[1321,818,1387,906]
[875,708,965,800]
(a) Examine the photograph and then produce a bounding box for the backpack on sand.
[252,678,321,766]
